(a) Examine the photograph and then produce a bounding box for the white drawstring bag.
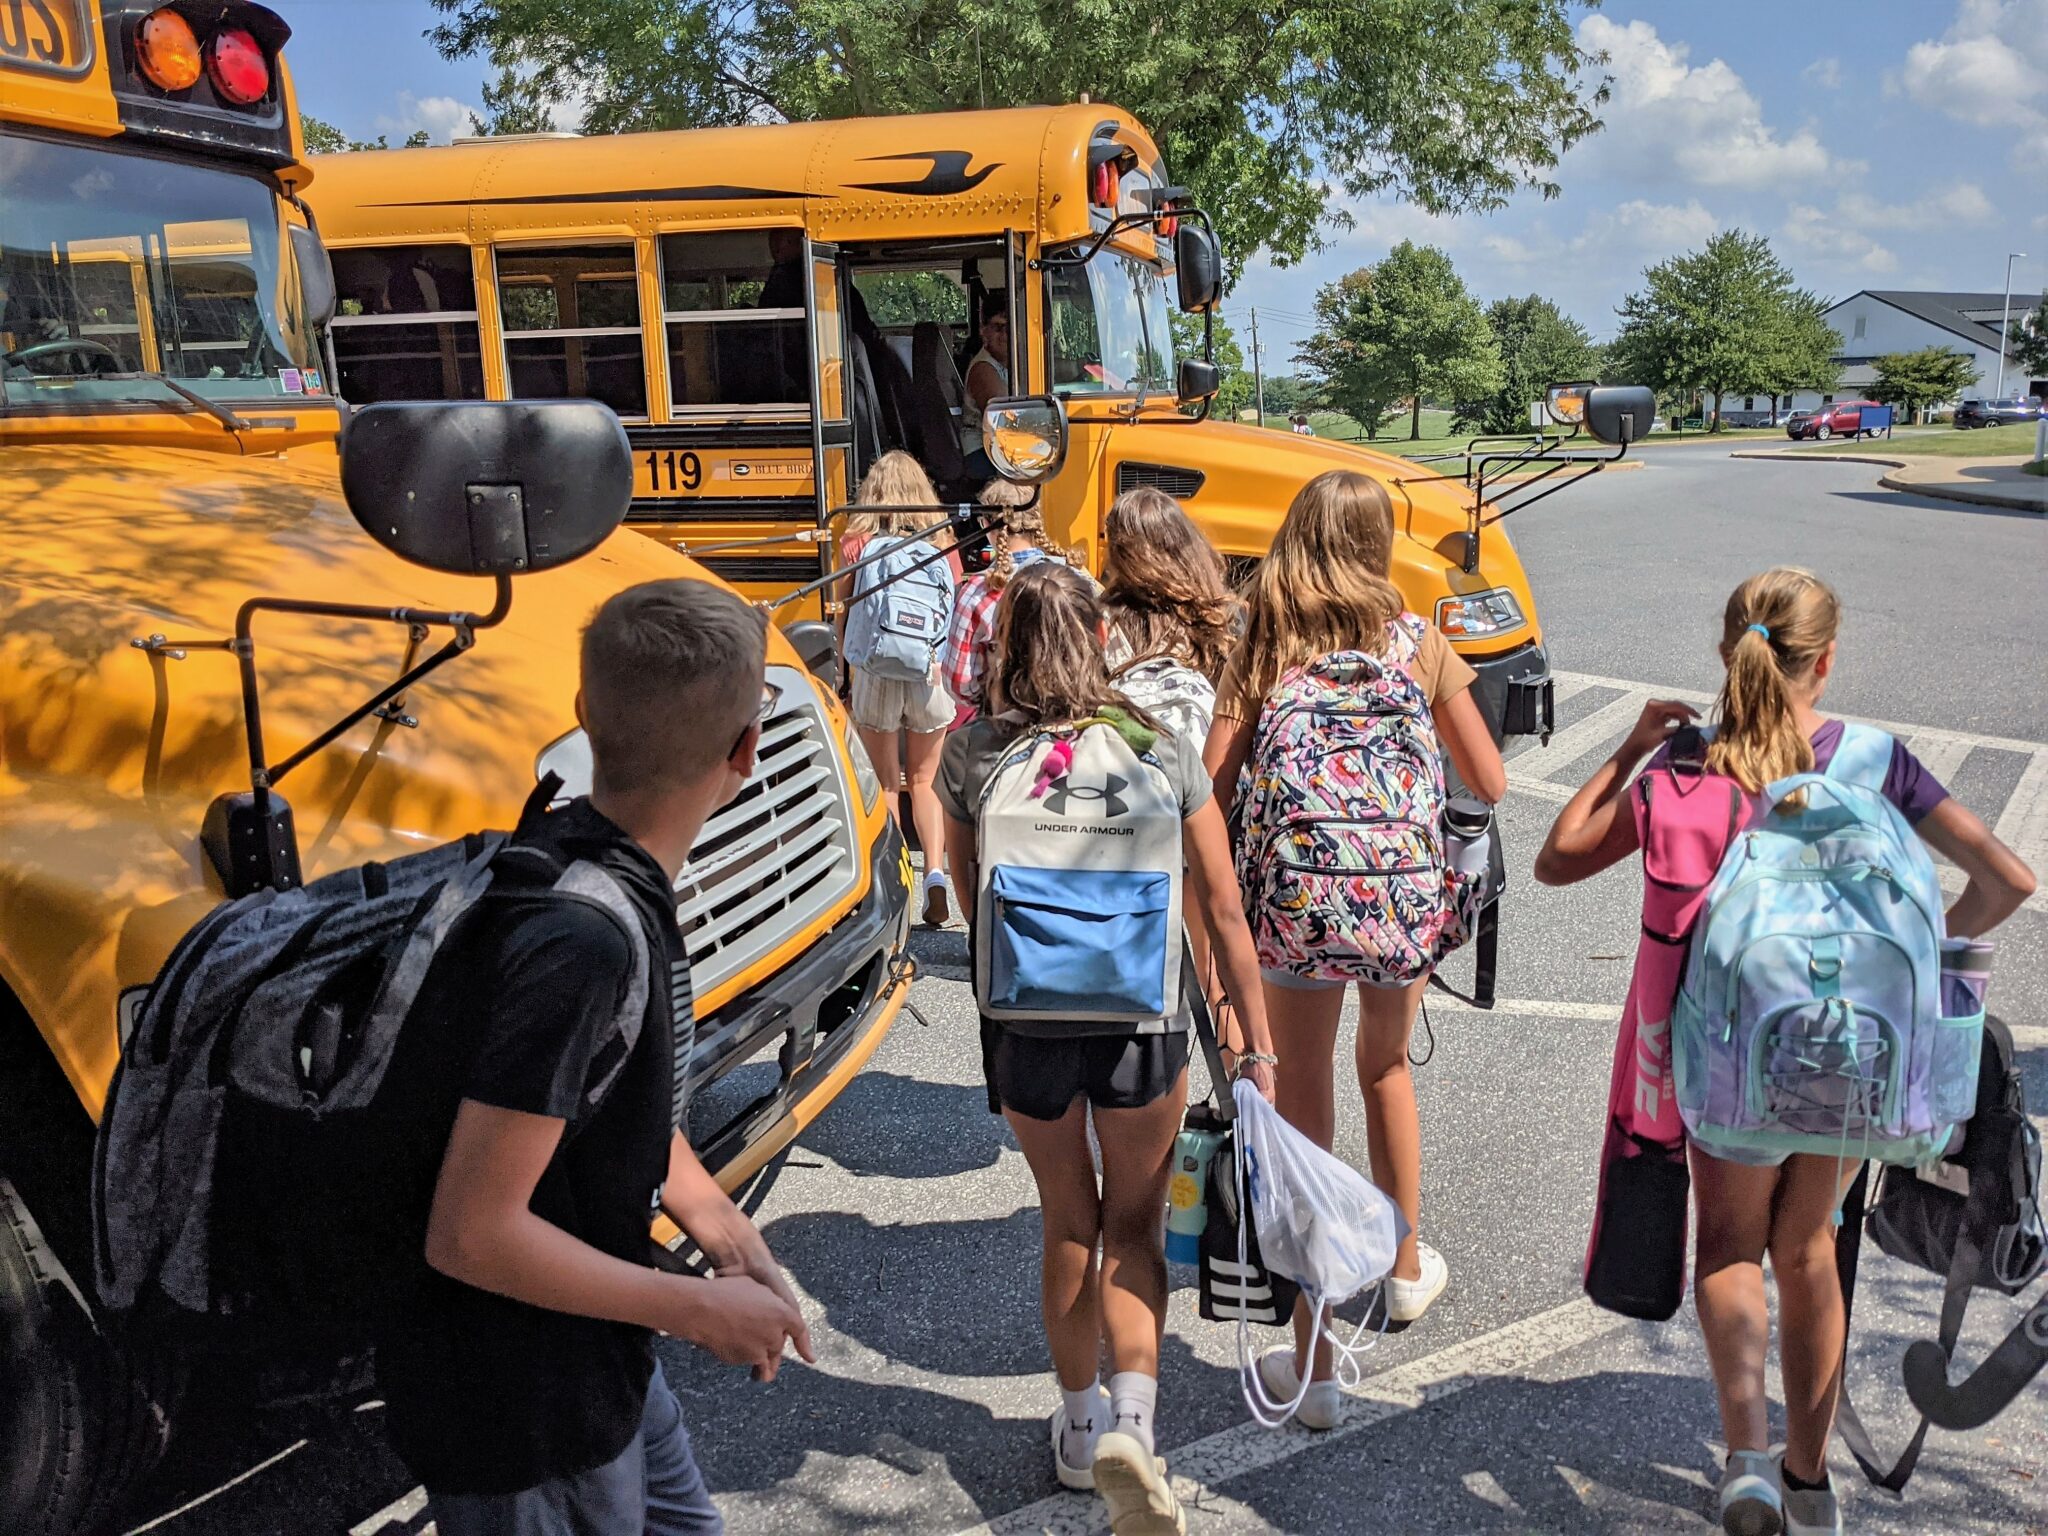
[1231,1078,1407,1425]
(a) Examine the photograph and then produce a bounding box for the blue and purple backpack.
[1672,723,1979,1166]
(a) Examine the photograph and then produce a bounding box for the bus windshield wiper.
[102,371,253,433]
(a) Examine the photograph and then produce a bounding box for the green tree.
[1296,242,1501,440]
[1611,230,1799,432]
[428,0,1606,274]
[300,113,430,151]
[1869,346,1979,424]
[1757,289,1840,422]
[1170,310,1249,420]
[1259,374,1325,420]
[1458,293,1595,433]
[2011,292,2048,382]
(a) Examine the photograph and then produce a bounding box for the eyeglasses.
[734,681,781,758]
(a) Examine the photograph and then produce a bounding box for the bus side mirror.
[1174,222,1223,313]
[1582,385,1657,447]
[1177,357,1220,404]
[291,223,336,329]
[982,395,1070,485]
[340,401,632,574]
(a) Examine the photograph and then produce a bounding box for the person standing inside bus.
[842,451,961,926]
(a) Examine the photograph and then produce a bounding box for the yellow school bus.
[0,7,910,1530]
[308,105,1655,739]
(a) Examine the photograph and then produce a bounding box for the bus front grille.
[675,664,859,1003]
[1116,461,1206,499]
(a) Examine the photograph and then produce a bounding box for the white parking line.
[123,1441,308,1535]
[349,1485,428,1536]
[957,1298,1628,1536]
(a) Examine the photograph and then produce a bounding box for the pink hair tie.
[1030,739,1073,799]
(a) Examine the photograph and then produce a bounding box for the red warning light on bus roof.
[204,25,269,105]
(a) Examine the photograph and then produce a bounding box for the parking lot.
[128,453,2048,1535]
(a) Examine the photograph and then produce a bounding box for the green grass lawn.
[2024,458,2045,477]
[1242,407,1463,449]
[1795,422,2043,459]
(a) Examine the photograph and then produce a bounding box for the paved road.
[128,450,2047,1535]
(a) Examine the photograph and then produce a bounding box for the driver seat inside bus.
[908,319,973,496]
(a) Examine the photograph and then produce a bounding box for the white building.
[1775,290,2046,417]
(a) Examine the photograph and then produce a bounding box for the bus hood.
[1088,415,1542,647]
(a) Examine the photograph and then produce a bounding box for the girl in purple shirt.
[1534,567,2034,1536]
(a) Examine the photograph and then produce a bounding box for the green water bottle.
[1166,1113,1225,1264]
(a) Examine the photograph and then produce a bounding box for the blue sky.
[285,1,2047,357]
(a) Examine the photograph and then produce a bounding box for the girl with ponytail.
[1536,566,2034,1535]
[938,480,1081,717]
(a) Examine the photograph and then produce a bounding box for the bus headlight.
[1435,589,1526,641]
[840,716,882,812]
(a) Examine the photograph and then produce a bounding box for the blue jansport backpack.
[1673,724,1978,1166]
[843,536,954,684]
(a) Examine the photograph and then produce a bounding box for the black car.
[1954,397,2045,428]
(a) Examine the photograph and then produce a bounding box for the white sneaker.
[1049,1386,1110,1491]
[921,871,951,928]
[1383,1241,1449,1323]
[1255,1346,1342,1430]
[1776,1455,1840,1536]
[1090,1432,1186,1536]
[1718,1449,1784,1536]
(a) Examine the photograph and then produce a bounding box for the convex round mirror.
[982,394,1071,485]
[340,400,632,575]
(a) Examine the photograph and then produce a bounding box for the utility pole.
[1995,252,2025,400]
[1250,307,1265,425]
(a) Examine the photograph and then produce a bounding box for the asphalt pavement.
[128,449,2048,1535]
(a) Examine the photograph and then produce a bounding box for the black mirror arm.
[764,504,1009,616]
[1032,204,1216,270]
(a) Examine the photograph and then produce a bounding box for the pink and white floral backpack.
[1232,616,1482,985]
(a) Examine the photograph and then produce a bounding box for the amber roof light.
[136,8,203,91]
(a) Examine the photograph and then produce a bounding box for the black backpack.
[90,780,653,1399]
[1836,1016,2046,1489]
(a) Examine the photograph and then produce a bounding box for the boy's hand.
[660,1273,807,1382]
[712,1228,817,1368]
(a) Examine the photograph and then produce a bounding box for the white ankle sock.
[1058,1382,1100,1468]
[1108,1371,1158,1455]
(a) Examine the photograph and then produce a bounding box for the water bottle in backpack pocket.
[1233,629,1456,987]
[843,535,955,684]
[973,719,1184,1024]
[1672,724,1978,1165]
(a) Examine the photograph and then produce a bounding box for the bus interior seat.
[847,330,883,470]
[909,320,973,497]
[847,286,916,457]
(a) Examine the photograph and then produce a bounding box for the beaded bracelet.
[1230,1050,1279,1078]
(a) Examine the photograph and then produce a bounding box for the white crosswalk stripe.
[1507,671,2048,914]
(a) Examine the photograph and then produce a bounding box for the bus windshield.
[0,131,318,412]
[1045,250,1174,397]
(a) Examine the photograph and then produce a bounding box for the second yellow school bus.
[309,104,1587,741]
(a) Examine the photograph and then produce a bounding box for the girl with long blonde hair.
[839,450,959,926]
[1205,470,1507,1426]
[939,561,1276,1532]
[1101,486,1240,682]
[1536,567,2034,1535]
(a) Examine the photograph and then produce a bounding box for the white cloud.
[374,91,485,147]
[1900,0,2048,166]
[1803,57,1843,89]
[1577,198,1722,252]
[1571,16,1834,190]
[1834,183,1996,231]
[1780,205,1899,275]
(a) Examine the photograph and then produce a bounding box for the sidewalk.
[1729,448,2047,514]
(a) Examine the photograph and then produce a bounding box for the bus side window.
[658,231,810,415]
[330,244,484,404]
[495,244,646,419]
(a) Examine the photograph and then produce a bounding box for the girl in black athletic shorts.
[938,562,1276,1536]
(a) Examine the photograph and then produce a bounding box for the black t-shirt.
[377,799,690,1496]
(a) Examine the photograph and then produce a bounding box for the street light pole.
[1995,252,2025,400]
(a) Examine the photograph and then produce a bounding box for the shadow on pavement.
[795,1070,1013,1180]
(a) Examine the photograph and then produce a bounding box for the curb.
[1728,449,2046,514]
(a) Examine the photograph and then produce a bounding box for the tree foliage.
[1610,230,1802,431]
[1170,310,1250,420]
[427,0,1607,275]
[1296,242,1501,440]
[1756,288,1840,414]
[1869,347,1978,423]
[1457,293,1595,433]
[300,113,429,152]
[1258,373,1325,420]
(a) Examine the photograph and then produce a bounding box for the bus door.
[637,228,822,614]
[806,239,855,623]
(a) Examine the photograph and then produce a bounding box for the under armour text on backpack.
[1672,724,1973,1165]
[1232,624,1461,986]
[973,716,1184,1025]
[844,536,955,684]
[91,790,653,1395]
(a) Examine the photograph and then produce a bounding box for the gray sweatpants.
[426,1367,723,1536]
